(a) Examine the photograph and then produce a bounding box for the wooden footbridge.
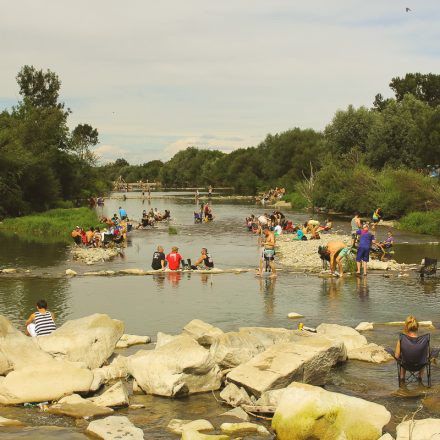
[113,176,160,192]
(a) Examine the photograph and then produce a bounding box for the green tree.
[71,124,99,163]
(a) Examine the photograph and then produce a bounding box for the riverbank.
[0,208,104,244]
[397,210,440,236]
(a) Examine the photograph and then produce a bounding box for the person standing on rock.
[25,299,56,337]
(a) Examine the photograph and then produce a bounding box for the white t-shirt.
[258,215,268,225]
[274,225,282,236]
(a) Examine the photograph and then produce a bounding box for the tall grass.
[397,210,440,236]
[0,208,103,243]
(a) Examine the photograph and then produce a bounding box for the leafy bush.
[397,210,440,236]
[283,191,308,209]
[168,226,178,235]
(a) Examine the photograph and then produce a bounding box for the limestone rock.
[118,268,147,275]
[49,394,113,418]
[220,382,253,406]
[89,381,129,407]
[167,419,214,434]
[210,331,265,369]
[396,418,440,440]
[181,431,229,440]
[132,379,144,395]
[272,382,391,440]
[255,388,288,407]
[0,416,24,426]
[72,247,119,264]
[86,416,144,439]
[156,331,179,349]
[65,269,77,276]
[1,268,17,274]
[348,343,393,363]
[36,313,124,369]
[221,407,250,421]
[355,322,374,331]
[226,335,343,397]
[378,434,394,440]
[127,334,222,397]
[316,323,367,354]
[384,320,435,329]
[116,334,151,349]
[221,422,270,436]
[0,362,93,404]
[183,319,224,347]
[287,312,304,319]
[91,355,128,391]
[238,327,298,347]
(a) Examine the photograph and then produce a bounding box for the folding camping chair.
[389,333,437,387]
[420,258,437,278]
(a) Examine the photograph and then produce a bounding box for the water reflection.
[167,271,181,287]
[0,278,71,329]
[258,276,276,315]
[356,276,369,298]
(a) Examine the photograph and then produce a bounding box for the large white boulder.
[48,394,113,418]
[348,343,393,363]
[89,381,129,407]
[272,382,391,440]
[91,355,129,391]
[183,319,224,347]
[396,418,440,440]
[86,416,144,439]
[116,334,151,349]
[0,362,93,404]
[316,323,368,354]
[220,382,253,406]
[210,331,266,369]
[36,314,124,369]
[226,334,343,397]
[127,334,222,397]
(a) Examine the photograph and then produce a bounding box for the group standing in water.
[194,202,214,223]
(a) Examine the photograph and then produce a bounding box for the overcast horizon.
[1,0,440,164]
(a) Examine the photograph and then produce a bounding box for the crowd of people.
[138,208,171,228]
[258,187,286,205]
[151,246,214,271]
[71,207,132,247]
[194,202,214,223]
[246,212,332,240]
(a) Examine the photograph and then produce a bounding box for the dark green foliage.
[0,66,104,218]
[389,73,440,107]
[398,210,440,236]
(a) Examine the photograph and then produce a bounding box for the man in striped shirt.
[25,299,56,337]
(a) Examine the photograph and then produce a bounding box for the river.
[0,193,439,438]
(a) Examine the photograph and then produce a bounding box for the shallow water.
[0,193,439,437]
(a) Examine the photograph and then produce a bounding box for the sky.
[1,0,440,164]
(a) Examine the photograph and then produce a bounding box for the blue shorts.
[356,247,370,262]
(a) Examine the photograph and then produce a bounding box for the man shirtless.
[319,240,350,277]
[258,227,276,277]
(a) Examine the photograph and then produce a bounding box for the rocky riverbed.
[276,233,412,272]
[0,314,437,439]
[71,246,121,265]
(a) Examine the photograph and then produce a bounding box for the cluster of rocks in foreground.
[0,315,436,439]
[71,246,121,265]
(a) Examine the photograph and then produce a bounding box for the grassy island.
[0,208,103,243]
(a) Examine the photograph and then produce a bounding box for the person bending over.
[319,241,350,276]
[192,248,214,269]
[25,299,56,337]
[151,245,167,270]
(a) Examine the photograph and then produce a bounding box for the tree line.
[1,67,440,218]
[0,66,105,217]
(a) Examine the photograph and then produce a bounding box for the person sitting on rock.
[191,248,214,270]
[71,226,82,245]
[25,299,56,337]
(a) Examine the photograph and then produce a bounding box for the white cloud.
[93,144,128,164]
[1,0,440,163]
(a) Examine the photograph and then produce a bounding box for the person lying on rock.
[25,299,56,337]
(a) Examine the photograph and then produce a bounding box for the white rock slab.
[86,416,144,440]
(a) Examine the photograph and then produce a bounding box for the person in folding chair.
[390,315,439,387]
